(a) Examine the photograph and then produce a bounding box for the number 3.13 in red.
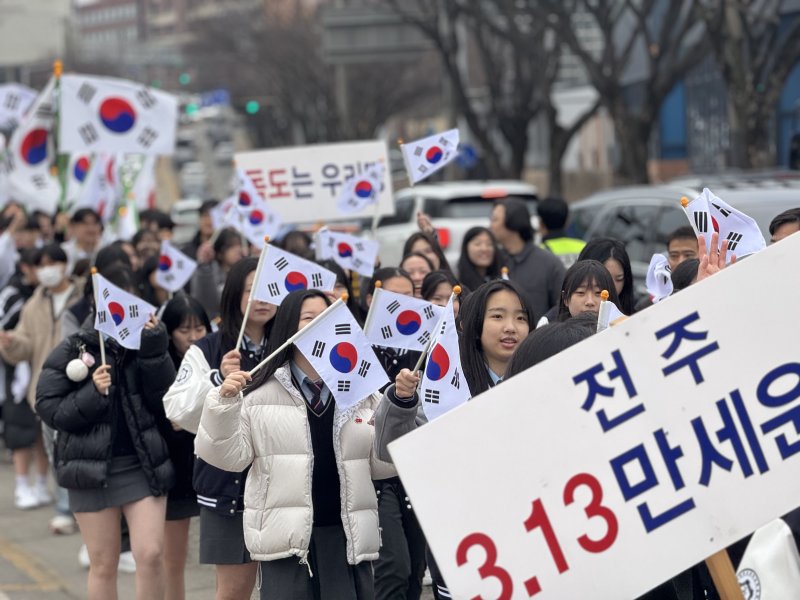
[455,472,619,599]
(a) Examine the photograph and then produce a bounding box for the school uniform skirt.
[68,456,152,513]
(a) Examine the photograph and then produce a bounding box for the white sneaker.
[14,485,38,510]
[118,550,136,573]
[49,514,78,535]
[78,544,90,569]
[33,484,52,507]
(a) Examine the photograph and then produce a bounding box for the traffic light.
[245,100,260,115]
[185,102,199,115]
[179,72,191,86]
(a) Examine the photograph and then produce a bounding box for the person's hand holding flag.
[696,231,737,282]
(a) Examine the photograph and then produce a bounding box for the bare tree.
[534,0,710,183]
[698,0,800,168]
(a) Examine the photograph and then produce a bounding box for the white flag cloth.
[737,519,800,599]
[70,153,119,222]
[316,229,379,278]
[645,254,673,303]
[706,190,766,259]
[252,244,337,306]
[597,299,626,332]
[155,240,197,292]
[0,232,18,290]
[419,295,470,420]
[5,78,59,214]
[363,287,444,351]
[229,169,283,248]
[0,84,37,129]
[59,74,177,155]
[335,163,384,214]
[93,272,156,350]
[64,153,93,210]
[119,154,157,210]
[210,196,236,230]
[293,301,389,410]
[400,128,460,185]
[112,200,139,242]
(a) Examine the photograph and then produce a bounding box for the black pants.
[374,479,427,600]
[259,525,374,600]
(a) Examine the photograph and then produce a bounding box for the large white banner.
[233,140,394,224]
[390,233,800,599]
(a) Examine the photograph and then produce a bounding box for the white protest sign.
[233,140,394,224]
[389,232,800,600]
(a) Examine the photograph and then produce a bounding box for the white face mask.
[37,265,65,288]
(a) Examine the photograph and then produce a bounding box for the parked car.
[374,180,539,267]
[568,184,800,292]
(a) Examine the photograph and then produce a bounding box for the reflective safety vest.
[541,237,586,268]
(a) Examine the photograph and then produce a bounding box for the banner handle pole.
[235,237,270,352]
[91,268,108,395]
[704,549,745,600]
[247,296,345,378]
[411,287,460,374]
[362,282,381,335]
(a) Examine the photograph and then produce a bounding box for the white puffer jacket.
[195,363,390,565]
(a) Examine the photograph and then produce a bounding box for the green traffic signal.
[179,72,191,86]
[245,100,260,114]
[186,102,199,115]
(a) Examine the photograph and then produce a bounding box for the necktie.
[305,378,324,413]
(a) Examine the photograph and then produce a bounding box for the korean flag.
[682,188,713,252]
[335,163,384,214]
[210,196,236,230]
[645,254,673,303]
[5,77,59,214]
[419,295,470,420]
[154,240,197,293]
[65,153,93,210]
[70,153,120,223]
[400,128,459,185]
[59,74,177,156]
[293,301,389,410]
[316,229,379,278]
[93,272,156,350]
[705,189,766,260]
[0,83,37,129]
[363,287,444,351]
[252,244,337,306]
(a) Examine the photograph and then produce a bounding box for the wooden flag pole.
[91,268,108,395]
[361,281,381,335]
[705,549,745,600]
[235,236,270,352]
[411,286,461,374]
[247,296,346,378]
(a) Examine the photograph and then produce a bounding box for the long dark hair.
[402,231,453,274]
[245,289,331,394]
[457,280,533,396]
[421,270,461,302]
[161,293,212,366]
[577,239,634,315]
[363,267,414,309]
[556,259,622,322]
[457,226,502,290]
[219,257,272,352]
[671,258,699,292]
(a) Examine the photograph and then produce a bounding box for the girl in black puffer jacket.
[36,266,175,600]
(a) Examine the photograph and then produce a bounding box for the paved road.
[0,451,435,599]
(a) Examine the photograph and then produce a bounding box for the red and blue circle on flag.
[158,254,172,271]
[239,191,252,207]
[108,301,126,326]
[337,243,353,258]
[425,146,443,165]
[354,180,373,199]
[20,129,48,166]
[73,156,91,182]
[249,210,264,225]
[284,272,308,292]
[99,97,136,134]
[425,344,449,381]
[329,342,357,373]
[396,310,421,336]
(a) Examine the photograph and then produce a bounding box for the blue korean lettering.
[655,312,720,384]
[758,363,800,460]
[572,349,644,431]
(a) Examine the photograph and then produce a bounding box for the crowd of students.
[0,195,798,600]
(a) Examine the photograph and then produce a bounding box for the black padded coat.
[35,323,176,494]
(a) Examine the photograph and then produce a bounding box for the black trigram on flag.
[3,93,20,110]
[386,300,401,314]
[79,123,99,145]
[77,83,97,104]
[423,305,435,320]
[693,211,708,233]
[128,304,139,318]
[334,323,351,335]
[440,322,447,335]
[424,389,440,404]
[163,273,175,283]
[31,174,48,190]
[136,89,157,109]
[119,327,130,340]
[450,369,461,389]
[311,340,326,358]
[35,103,53,120]
[726,231,743,251]
[274,257,289,271]
[414,146,423,157]
[355,242,364,252]
[98,310,107,324]
[358,360,370,378]
[352,258,363,269]
[267,282,280,297]
[338,380,351,392]
[102,288,110,300]
[417,165,429,174]
[380,325,392,340]
[138,127,158,149]
[712,203,731,218]
[417,331,431,346]
[311,273,323,287]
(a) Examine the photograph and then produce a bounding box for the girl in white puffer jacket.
[196,289,392,600]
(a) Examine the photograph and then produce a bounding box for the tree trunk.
[613,115,651,184]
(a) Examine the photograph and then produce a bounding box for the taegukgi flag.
[59,74,177,156]
[400,128,460,185]
[363,287,444,351]
[293,301,389,410]
[597,294,626,332]
[227,169,283,248]
[210,196,236,230]
[154,240,197,293]
[93,271,156,350]
[645,253,673,303]
[0,83,37,129]
[705,189,766,260]
[316,229,378,278]
[70,153,120,222]
[419,294,469,420]
[335,163,384,214]
[64,153,93,210]
[5,78,60,214]
[251,244,336,306]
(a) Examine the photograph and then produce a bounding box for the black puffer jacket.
[35,323,176,494]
